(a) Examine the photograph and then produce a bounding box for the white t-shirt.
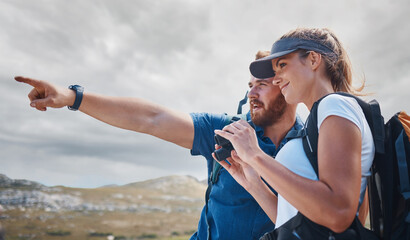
[274,94,375,228]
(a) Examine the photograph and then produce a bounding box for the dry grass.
[0,176,206,240]
[2,208,200,240]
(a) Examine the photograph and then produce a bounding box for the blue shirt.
[189,112,304,240]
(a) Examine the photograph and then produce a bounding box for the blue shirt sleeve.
[190,112,229,161]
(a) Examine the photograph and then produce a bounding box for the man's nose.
[248,87,258,98]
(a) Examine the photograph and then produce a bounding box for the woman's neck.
[304,77,334,110]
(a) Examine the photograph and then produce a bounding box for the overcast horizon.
[1,0,410,188]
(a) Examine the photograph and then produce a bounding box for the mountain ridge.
[0,173,45,189]
[0,173,205,190]
[0,173,206,212]
[0,173,207,239]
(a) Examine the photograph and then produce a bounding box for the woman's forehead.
[271,52,298,67]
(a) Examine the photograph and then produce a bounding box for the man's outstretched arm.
[15,76,194,149]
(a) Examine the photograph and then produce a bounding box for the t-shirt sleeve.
[189,112,229,159]
[317,94,366,135]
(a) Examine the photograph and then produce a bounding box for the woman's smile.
[279,82,289,94]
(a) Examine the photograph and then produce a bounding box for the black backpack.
[302,92,410,240]
[368,111,410,240]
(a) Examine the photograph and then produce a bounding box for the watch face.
[70,85,84,92]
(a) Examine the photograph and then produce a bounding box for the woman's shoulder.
[321,93,359,105]
[317,93,365,129]
[319,94,362,114]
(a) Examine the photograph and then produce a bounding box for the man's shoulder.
[189,112,233,136]
[190,112,247,128]
[189,112,232,157]
[190,112,228,123]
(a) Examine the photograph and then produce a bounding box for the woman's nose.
[272,78,282,85]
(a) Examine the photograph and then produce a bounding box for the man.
[15,50,303,240]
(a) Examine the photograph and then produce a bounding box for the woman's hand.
[212,145,262,193]
[214,120,262,164]
[212,143,279,223]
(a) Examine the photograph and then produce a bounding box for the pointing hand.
[15,76,75,111]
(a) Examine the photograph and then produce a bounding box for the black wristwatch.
[67,85,84,111]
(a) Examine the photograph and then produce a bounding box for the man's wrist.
[67,85,84,111]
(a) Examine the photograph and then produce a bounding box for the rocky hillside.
[0,174,45,189]
[0,174,207,240]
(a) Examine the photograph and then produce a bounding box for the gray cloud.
[1,0,410,188]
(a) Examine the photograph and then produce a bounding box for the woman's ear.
[308,51,322,71]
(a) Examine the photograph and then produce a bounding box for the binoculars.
[213,118,255,161]
[213,134,234,161]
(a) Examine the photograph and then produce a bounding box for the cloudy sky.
[1,0,409,188]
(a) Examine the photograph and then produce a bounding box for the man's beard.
[250,94,288,127]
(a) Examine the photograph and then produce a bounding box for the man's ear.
[308,51,322,71]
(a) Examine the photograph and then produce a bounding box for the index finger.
[14,76,43,88]
[232,120,251,129]
[237,119,255,128]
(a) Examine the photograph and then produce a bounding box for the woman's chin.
[283,93,297,105]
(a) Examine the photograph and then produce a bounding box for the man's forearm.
[78,92,195,148]
[15,76,195,149]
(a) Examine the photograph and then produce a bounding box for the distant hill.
[0,174,207,240]
[0,174,45,189]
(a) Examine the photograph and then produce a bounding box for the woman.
[214,28,375,236]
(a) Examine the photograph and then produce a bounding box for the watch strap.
[68,85,84,111]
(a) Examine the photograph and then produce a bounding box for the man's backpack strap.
[205,113,248,205]
[205,92,249,208]
[237,91,248,115]
[210,156,223,184]
[210,114,248,184]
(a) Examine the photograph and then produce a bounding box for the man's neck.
[262,111,297,147]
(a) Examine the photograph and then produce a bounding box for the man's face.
[248,76,288,127]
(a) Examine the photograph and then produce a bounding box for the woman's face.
[271,52,314,105]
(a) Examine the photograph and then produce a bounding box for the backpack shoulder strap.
[302,92,385,177]
[302,99,320,176]
[210,113,248,184]
[237,91,248,115]
[205,113,248,204]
